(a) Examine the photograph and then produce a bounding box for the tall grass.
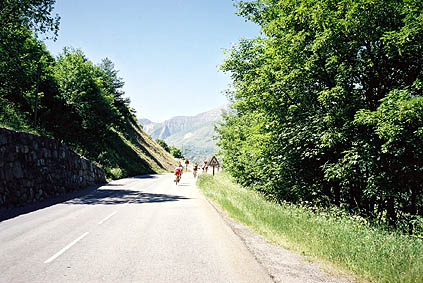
[197,173,423,283]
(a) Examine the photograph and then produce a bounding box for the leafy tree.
[0,1,174,180]
[156,139,170,152]
[0,30,54,130]
[0,0,60,39]
[218,0,423,228]
[52,48,118,144]
[97,58,137,130]
[170,146,183,159]
[0,0,60,129]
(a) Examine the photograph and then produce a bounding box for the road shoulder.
[202,195,356,283]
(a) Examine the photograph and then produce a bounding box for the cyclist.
[174,165,182,184]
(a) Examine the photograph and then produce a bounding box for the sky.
[45,0,260,122]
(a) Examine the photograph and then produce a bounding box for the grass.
[197,172,423,283]
[82,121,177,181]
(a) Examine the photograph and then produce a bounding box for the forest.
[0,0,173,179]
[217,0,423,233]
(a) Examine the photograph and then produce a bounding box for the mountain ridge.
[139,106,226,162]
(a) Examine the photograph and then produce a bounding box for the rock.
[13,162,23,178]
[0,135,7,145]
[0,128,106,208]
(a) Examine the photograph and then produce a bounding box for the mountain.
[138,118,153,126]
[139,106,226,163]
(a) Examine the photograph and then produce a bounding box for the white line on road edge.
[98,211,117,225]
[44,232,89,263]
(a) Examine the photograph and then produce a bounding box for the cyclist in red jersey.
[174,166,182,184]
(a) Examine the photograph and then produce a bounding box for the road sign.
[209,156,219,167]
[209,156,219,175]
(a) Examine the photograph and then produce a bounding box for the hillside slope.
[1,120,178,180]
[126,121,178,174]
[75,119,178,179]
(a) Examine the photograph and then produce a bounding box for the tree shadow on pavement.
[0,184,99,222]
[132,175,160,179]
[65,189,189,205]
[0,178,188,222]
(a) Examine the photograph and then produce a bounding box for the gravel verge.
[205,198,356,283]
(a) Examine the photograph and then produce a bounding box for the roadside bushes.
[217,0,423,231]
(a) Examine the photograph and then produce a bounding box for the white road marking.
[44,232,89,263]
[98,211,117,225]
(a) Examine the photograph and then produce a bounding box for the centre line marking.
[98,211,117,225]
[44,232,89,263]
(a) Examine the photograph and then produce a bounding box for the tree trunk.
[386,197,397,226]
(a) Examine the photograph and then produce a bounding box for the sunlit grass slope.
[88,121,178,180]
[197,172,423,283]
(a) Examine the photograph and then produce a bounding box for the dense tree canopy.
[0,0,164,179]
[0,0,60,38]
[217,0,423,230]
[0,0,59,130]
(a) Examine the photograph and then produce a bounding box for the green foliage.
[156,139,170,152]
[52,48,117,142]
[0,1,59,131]
[106,167,124,180]
[0,96,30,131]
[46,48,168,179]
[169,145,183,158]
[0,0,60,39]
[98,58,137,130]
[218,0,423,230]
[197,173,423,283]
[0,0,175,179]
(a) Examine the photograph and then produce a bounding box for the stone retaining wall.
[0,128,106,208]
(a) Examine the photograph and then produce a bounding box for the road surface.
[0,173,273,282]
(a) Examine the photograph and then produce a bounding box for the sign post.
[209,156,219,176]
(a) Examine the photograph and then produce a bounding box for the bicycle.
[175,173,181,185]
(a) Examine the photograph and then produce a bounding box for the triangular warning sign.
[209,156,219,166]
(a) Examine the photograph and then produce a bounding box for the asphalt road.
[0,173,273,283]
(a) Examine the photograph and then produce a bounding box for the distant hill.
[139,106,226,163]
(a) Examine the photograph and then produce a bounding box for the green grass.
[197,172,423,283]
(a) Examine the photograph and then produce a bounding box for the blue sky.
[45,0,260,122]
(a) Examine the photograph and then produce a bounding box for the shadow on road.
[0,174,185,222]
[0,185,99,222]
[132,175,160,179]
[176,183,190,187]
[65,189,189,205]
